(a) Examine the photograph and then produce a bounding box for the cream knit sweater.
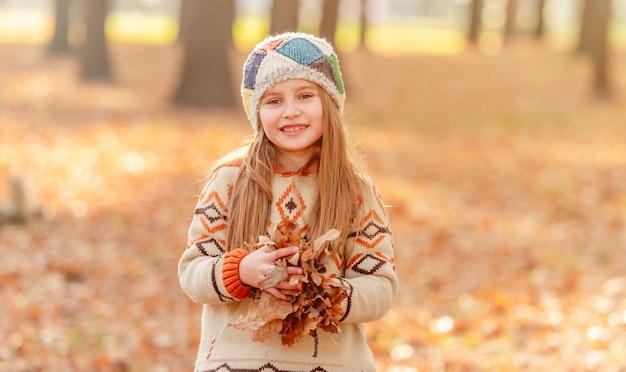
[178,159,398,372]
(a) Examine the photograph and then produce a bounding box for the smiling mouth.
[281,125,308,132]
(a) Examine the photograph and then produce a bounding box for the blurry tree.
[417,0,430,14]
[587,0,612,99]
[48,0,72,55]
[467,0,482,45]
[173,0,236,108]
[320,0,350,91]
[271,0,299,34]
[576,0,612,99]
[577,0,593,54]
[1,178,26,225]
[177,0,192,42]
[504,0,517,39]
[535,0,546,38]
[320,0,340,42]
[359,0,369,49]
[81,0,111,81]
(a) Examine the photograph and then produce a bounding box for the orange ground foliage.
[1,41,626,371]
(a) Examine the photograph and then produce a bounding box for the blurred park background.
[1,0,626,371]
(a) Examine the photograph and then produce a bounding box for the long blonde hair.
[223,84,369,256]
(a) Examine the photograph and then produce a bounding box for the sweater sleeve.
[337,178,399,324]
[178,164,248,305]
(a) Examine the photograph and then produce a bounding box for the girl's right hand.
[239,245,303,301]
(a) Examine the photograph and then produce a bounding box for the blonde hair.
[221,84,369,256]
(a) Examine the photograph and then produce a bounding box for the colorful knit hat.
[241,32,345,131]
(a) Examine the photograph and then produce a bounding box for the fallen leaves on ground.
[1,42,626,371]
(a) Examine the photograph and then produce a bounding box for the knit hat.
[241,32,345,131]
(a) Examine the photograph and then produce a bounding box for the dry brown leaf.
[258,259,287,289]
[230,219,346,346]
[313,228,340,252]
[230,291,294,332]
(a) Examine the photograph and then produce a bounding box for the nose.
[282,101,301,118]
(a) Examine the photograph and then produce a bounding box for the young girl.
[178,32,398,372]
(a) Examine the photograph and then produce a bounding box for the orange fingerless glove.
[222,248,252,299]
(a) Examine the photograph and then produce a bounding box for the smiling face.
[258,79,324,171]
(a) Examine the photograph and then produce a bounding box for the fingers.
[265,287,290,301]
[265,282,301,301]
[271,246,299,260]
[239,245,303,291]
[286,266,302,276]
[239,248,278,287]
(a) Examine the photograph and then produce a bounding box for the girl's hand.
[239,245,303,301]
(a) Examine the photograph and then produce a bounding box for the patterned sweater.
[178,159,398,372]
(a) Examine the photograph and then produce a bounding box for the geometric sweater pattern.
[178,159,399,372]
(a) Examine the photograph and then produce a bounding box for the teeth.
[283,125,306,132]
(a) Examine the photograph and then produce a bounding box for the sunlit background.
[1,0,626,371]
[2,0,626,52]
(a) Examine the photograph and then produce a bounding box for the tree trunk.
[173,0,236,108]
[535,0,546,38]
[359,0,369,49]
[3,178,27,224]
[577,0,594,54]
[80,0,110,81]
[177,0,192,43]
[320,0,340,42]
[270,0,299,34]
[48,0,72,55]
[504,0,517,39]
[467,0,482,44]
[590,0,612,99]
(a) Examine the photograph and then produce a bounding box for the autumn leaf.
[258,258,287,289]
[313,228,340,252]
[230,291,294,332]
[5,41,626,371]
[230,219,346,346]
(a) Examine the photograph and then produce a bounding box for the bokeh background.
[1,0,626,371]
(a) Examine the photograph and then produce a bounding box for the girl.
[178,32,398,372]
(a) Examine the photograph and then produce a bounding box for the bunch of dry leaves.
[230,219,347,347]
